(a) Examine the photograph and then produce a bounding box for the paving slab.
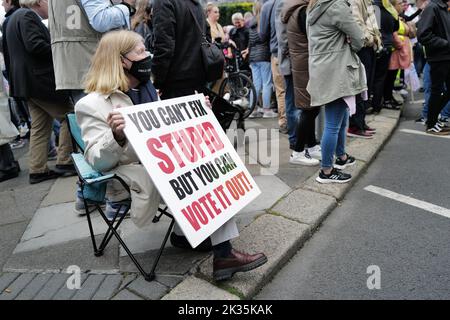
[0,273,20,293]
[0,273,36,300]
[154,274,185,289]
[40,176,78,207]
[240,175,291,214]
[162,276,239,300]
[301,160,367,201]
[127,276,169,300]
[197,214,310,298]
[4,236,119,273]
[33,273,70,300]
[119,247,208,275]
[13,202,108,253]
[117,274,138,291]
[271,189,337,229]
[71,274,106,300]
[119,218,173,257]
[52,273,88,300]
[0,222,28,270]
[15,273,53,300]
[111,288,144,300]
[91,274,123,300]
[0,190,28,225]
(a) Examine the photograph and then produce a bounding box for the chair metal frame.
[66,113,174,281]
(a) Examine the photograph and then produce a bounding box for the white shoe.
[248,109,263,118]
[308,145,322,160]
[223,93,231,101]
[289,150,320,166]
[399,89,408,96]
[263,110,278,118]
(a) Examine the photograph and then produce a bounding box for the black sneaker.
[426,124,450,135]
[316,168,352,184]
[54,164,77,177]
[334,154,356,170]
[29,170,61,184]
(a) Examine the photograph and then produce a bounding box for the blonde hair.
[131,0,152,30]
[253,1,262,32]
[19,0,40,7]
[84,30,144,95]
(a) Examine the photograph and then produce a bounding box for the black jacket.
[152,0,207,91]
[2,6,20,81]
[5,8,67,102]
[248,19,271,63]
[417,0,450,62]
[374,0,399,49]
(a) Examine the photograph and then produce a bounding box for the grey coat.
[306,0,367,107]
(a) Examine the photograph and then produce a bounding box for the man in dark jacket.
[151,0,207,98]
[6,0,75,184]
[2,0,31,135]
[417,0,450,135]
[151,0,267,281]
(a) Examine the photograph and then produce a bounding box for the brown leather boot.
[213,249,267,281]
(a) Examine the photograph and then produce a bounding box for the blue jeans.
[321,99,349,169]
[250,61,273,109]
[284,75,301,145]
[422,63,450,119]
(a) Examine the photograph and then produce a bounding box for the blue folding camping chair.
[66,113,175,281]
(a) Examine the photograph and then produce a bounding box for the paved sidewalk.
[0,97,404,300]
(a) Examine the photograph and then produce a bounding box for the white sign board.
[119,94,261,248]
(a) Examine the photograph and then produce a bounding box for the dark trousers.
[372,50,392,111]
[0,143,19,182]
[350,47,375,130]
[160,86,206,100]
[294,107,320,153]
[384,69,398,102]
[427,61,450,128]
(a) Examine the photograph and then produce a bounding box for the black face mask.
[124,55,152,83]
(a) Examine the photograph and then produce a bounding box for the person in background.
[230,12,250,70]
[77,30,267,281]
[244,11,254,27]
[347,0,381,139]
[307,0,366,184]
[7,0,75,184]
[247,0,275,118]
[260,0,288,134]
[417,0,450,135]
[371,0,400,114]
[383,0,414,110]
[49,0,136,214]
[131,0,154,52]
[2,0,31,149]
[282,0,321,166]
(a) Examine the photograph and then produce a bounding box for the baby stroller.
[203,87,246,132]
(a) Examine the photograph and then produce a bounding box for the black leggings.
[294,108,320,153]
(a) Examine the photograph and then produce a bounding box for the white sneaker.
[249,108,263,118]
[308,145,322,160]
[289,150,320,166]
[223,93,231,101]
[399,89,408,96]
[263,110,278,118]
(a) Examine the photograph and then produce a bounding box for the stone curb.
[160,109,401,300]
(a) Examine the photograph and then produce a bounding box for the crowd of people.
[0,0,449,279]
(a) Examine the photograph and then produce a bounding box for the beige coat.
[349,0,382,50]
[48,0,101,90]
[75,91,161,228]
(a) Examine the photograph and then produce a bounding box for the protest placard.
[119,94,261,248]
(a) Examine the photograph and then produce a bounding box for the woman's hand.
[107,109,126,145]
[194,90,212,110]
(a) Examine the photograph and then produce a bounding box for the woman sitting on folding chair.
[75,30,267,281]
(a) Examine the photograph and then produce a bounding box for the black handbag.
[188,7,225,82]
